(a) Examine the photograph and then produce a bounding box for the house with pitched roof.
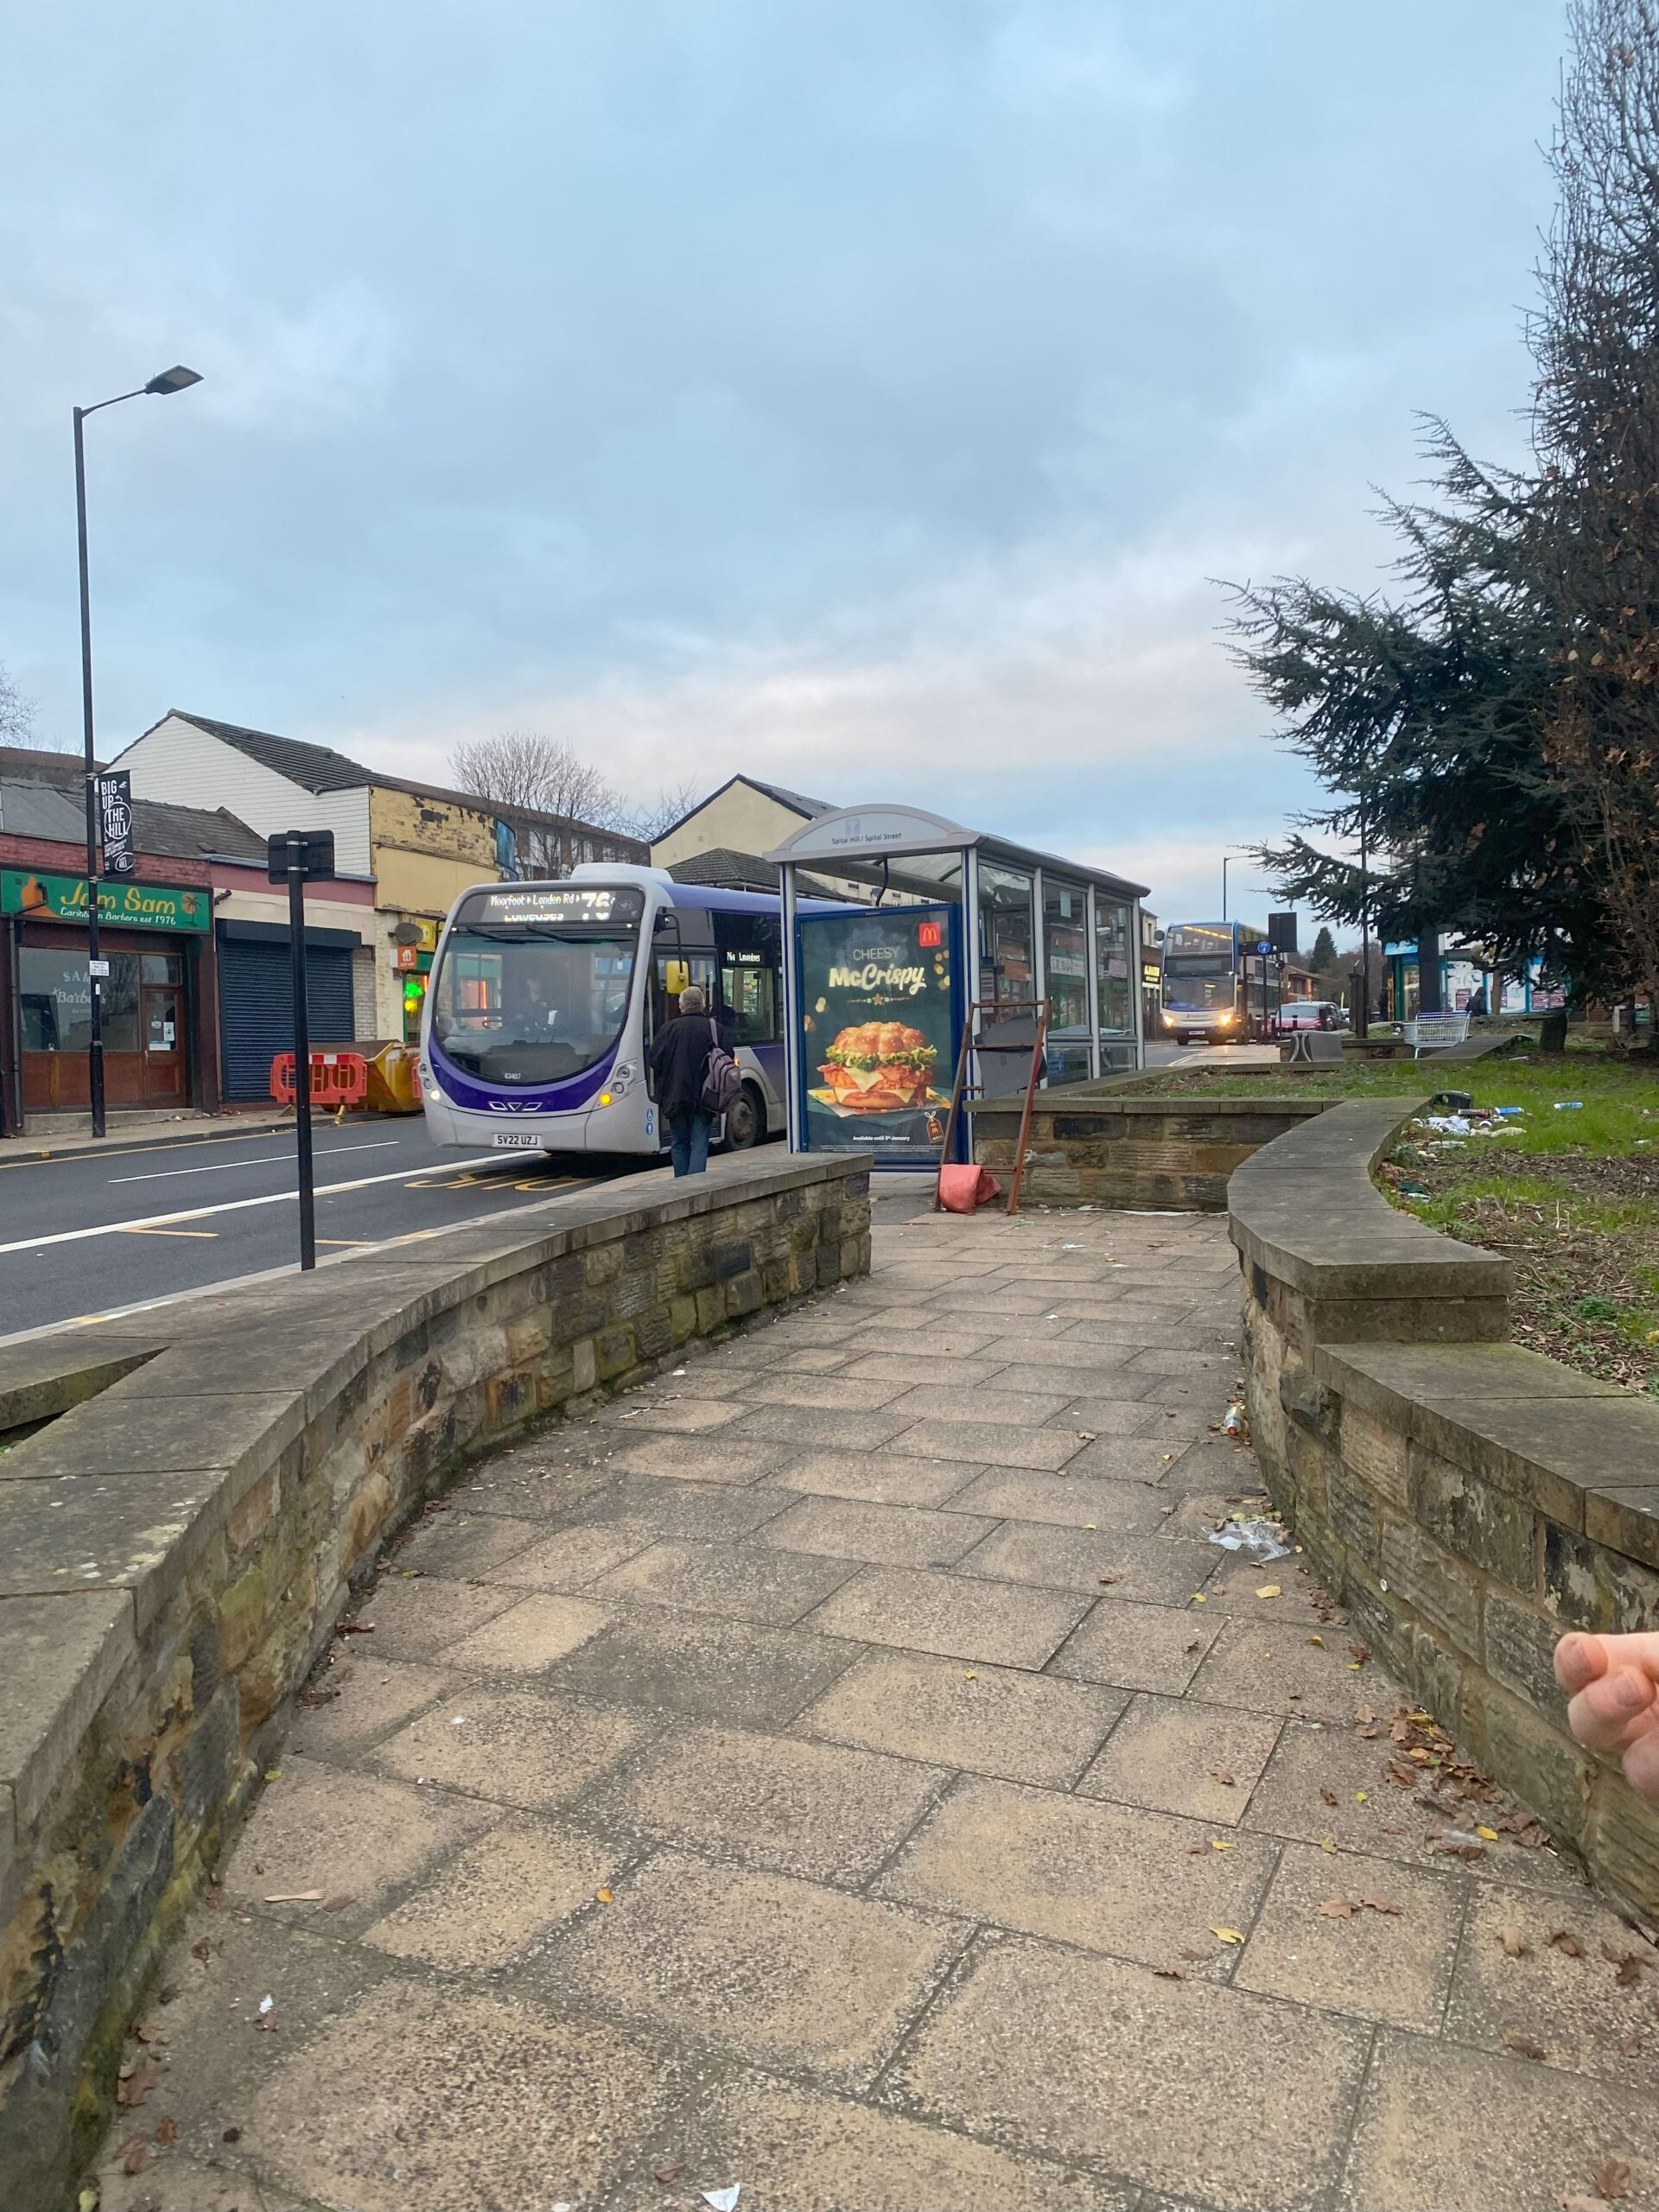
[112,711,644,1044]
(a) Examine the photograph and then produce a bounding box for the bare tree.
[1531,0,1659,1019]
[451,731,623,829]
[0,663,37,747]
[617,779,701,843]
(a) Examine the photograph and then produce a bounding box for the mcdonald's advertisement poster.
[798,906,957,1158]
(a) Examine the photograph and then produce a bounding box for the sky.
[0,1,1568,931]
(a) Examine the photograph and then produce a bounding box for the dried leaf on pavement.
[1592,2157,1633,2201]
[1319,1896,1357,1918]
[1548,1929,1587,1958]
[1503,2030,1548,2060]
[1209,1925,1245,1944]
[1362,1894,1402,1915]
[1501,1929,1531,1959]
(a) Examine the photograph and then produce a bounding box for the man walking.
[649,983,717,1176]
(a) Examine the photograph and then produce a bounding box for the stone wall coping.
[966,1094,1338,1120]
[1317,1339,1659,1558]
[1227,1095,1513,1302]
[0,1147,867,1930]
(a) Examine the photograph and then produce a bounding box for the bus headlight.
[604,1062,637,1102]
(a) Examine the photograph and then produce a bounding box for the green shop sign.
[1,869,210,931]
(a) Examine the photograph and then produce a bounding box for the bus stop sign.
[267,829,336,883]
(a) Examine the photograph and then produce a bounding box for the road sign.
[266,829,336,884]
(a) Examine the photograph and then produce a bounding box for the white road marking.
[0,1154,506,1256]
[108,1139,404,1185]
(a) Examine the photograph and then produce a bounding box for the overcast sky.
[1,2,1566,926]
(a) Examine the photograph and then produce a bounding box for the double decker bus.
[1158,920,1262,1046]
[418,864,843,1158]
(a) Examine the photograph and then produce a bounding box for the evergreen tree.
[1309,925,1338,975]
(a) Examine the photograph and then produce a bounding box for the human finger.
[1623,1725,1659,1805]
[1554,1631,1608,1694]
[1567,1667,1657,1756]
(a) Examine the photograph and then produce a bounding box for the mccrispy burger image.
[818,1020,938,1111]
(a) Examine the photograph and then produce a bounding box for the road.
[0,1118,636,1342]
[0,1045,1260,1341]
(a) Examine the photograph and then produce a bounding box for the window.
[19,948,140,1052]
[978,863,1034,1006]
[1041,879,1090,1035]
[1096,899,1134,1034]
[714,912,780,1043]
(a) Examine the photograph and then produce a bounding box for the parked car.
[1272,998,1344,1033]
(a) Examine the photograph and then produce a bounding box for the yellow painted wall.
[652,783,805,867]
[367,785,501,1035]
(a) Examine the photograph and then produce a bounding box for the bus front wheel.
[721,1082,766,1151]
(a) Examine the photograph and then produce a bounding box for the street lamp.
[73,365,202,1136]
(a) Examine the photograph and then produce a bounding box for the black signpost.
[268,830,336,1271]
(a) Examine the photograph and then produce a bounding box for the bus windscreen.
[432,887,643,1085]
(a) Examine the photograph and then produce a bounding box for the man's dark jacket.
[650,1014,714,1116]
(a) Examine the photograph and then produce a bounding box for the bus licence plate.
[490,1131,543,1151]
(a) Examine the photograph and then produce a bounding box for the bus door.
[715,912,784,1109]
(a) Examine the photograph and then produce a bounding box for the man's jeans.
[668,1107,713,1177]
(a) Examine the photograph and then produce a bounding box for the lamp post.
[74,365,202,1136]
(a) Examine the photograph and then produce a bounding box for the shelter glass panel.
[978,862,1035,1007]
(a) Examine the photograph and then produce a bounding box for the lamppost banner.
[98,772,136,877]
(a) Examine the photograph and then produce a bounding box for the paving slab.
[491,1514,661,1589]
[884,1418,1085,1471]
[1339,2030,1659,2212]
[878,1777,1278,1975]
[805,1561,1090,1668]
[348,1573,518,1661]
[591,1719,950,1882]
[540,1848,958,2090]
[550,1605,861,1728]
[249,1976,684,2211]
[1077,1693,1281,1825]
[1050,1596,1223,1694]
[656,2072,1137,2212]
[360,1813,623,1970]
[601,1433,804,1485]
[1186,1617,1374,1722]
[372,1684,651,1809]
[960,1521,1217,1603]
[595,1537,856,1625]
[390,1507,544,1580]
[798,1648,1124,1786]
[768,1447,986,1507]
[284,1653,458,1759]
[1233,1838,1465,2031]
[569,1470,797,1542]
[758,1492,996,1568]
[890,1933,1372,2212]
[438,1589,613,1672]
[944,1468,1171,1531]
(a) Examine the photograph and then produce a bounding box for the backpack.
[700,1017,745,1116]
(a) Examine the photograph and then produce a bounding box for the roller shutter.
[218,934,355,1102]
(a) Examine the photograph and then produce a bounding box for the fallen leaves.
[1154,1965,1187,1980]
[1319,1894,1400,1919]
[1305,1633,1325,1648]
[1549,1929,1587,1959]
[594,1887,615,1905]
[1503,2029,1548,2061]
[1501,1928,1532,1959]
[1593,2158,1634,2202]
[1320,1787,1339,1808]
[654,2163,685,2185]
[1255,1585,1282,1601]
[1209,1925,1245,1945]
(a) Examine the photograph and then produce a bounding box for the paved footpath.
[95,1198,1659,2212]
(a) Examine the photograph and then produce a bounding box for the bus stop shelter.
[766,803,1147,1164]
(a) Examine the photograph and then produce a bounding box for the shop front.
[767,804,1147,1167]
[3,868,214,1119]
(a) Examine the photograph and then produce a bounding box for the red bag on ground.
[937,1164,1002,1213]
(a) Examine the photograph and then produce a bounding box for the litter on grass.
[703,2190,742,2211]
[1554,1100,1585,1110]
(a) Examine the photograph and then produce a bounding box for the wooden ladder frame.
[933,996,1051,1216]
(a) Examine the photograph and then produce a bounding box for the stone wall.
[1230,1096,1659,1921]
[0,1150,870,2209]
[971,1090,1336,1209]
